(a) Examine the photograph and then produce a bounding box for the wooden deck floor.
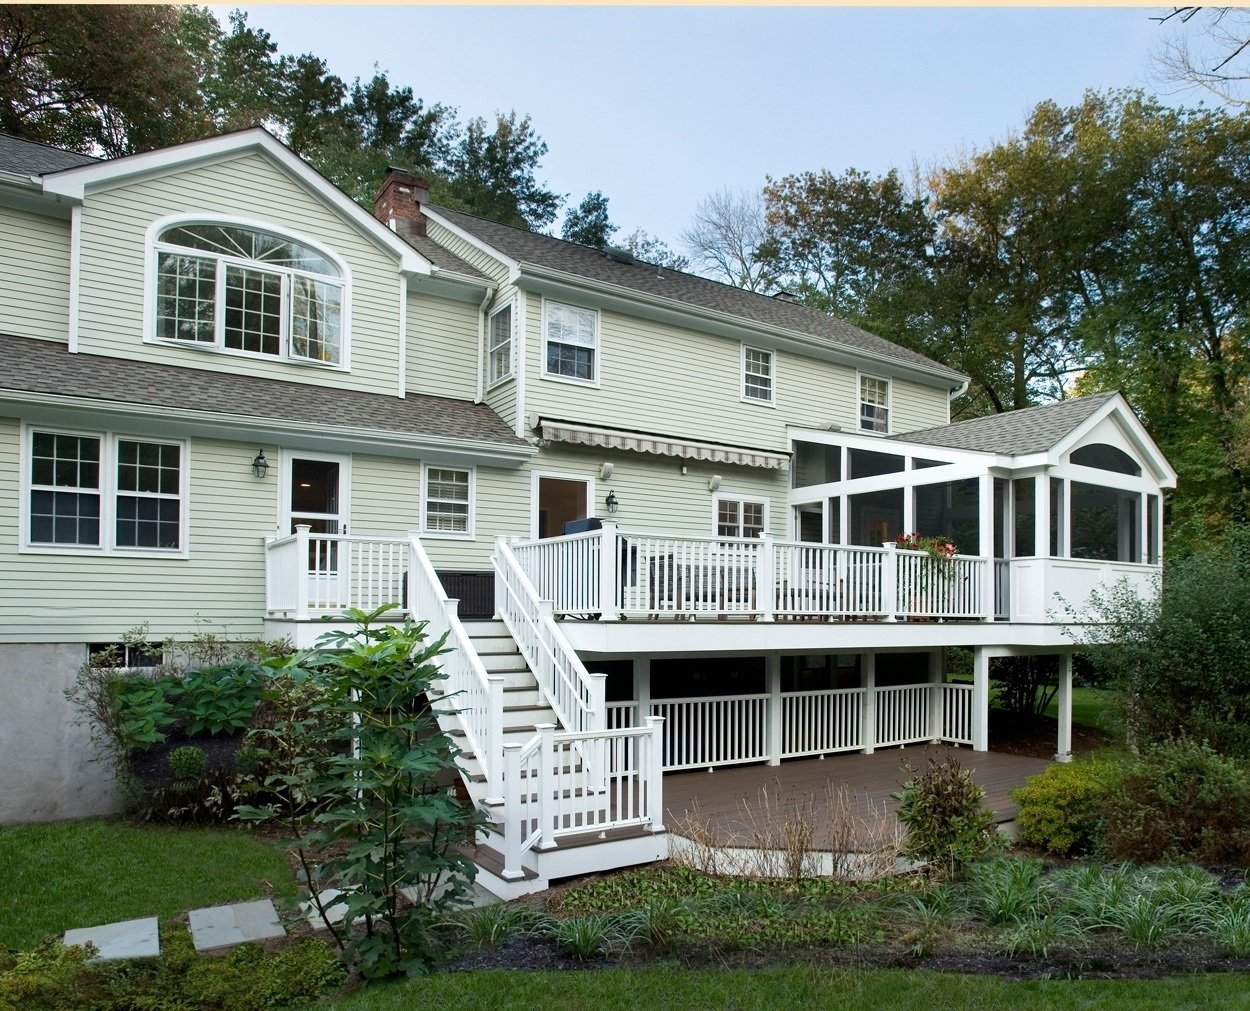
[662,746,1050,851]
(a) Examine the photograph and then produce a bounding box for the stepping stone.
[300,888,354,929]
[188,899,285,952]
[63,916,160,960]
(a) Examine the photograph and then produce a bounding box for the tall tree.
[443,112,561,230]
[619,227,690,271]
[681,188,774,291]
[562,191,617,247]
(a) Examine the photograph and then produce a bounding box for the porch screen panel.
[1013,479,1035,557]
[1050,478,1064,557]
[1070,482,1140,562]
[849,448,905,479]
[912,479,979,555]
[792,441,840,488]
[795,502,823,542]
[1147,494,1160,564]
[849,489,902,546]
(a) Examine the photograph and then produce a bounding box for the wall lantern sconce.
[599,462,614,480]
[251,449,270,479]
[708,475,722,493]
[605,490,619,514]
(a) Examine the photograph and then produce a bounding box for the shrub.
[894,752,1004,877]
[171,660,266,736]
[168,745,208,781]
[110,673,179,752]
[1012,756,1119,856]
[1099,738,1250,863]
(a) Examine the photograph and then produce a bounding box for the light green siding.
[892,377,949,433]
[424,221,510,285]
[350,453,422,535]
[524,298,922,451]
[0,418,277,643]
[0,205,70,342]
[406,293,479,401]
[76,152,404,396]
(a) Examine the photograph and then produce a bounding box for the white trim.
[278,448,352,536]
[857,372,892,436]
[396,275,407,398]
[67,204,82,353]
[486,297,516,389]
[531,469,596,541]
[40,128,430,275]
[421,462,476,540]
[515,290,528,438]
[740,343,776,407]
[711,492,770,538]
[421,207,521,274]
[19,422,191,558]
[1050,395,1177,487]
[540,297,601,388]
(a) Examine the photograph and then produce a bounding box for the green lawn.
[0,818,295,949]
[332,967,1250,1010]
[1043,686,1118,732]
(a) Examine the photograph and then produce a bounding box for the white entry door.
[283,453,351,606]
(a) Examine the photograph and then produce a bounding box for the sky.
[219,6,1196,246]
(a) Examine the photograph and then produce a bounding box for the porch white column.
[978,475,994,621]
[971,646,990,752]
[766,654,782,766]
[294,524,311,621]
[633,657,651,726]
[881,544,898,622]
[862,652,876,755]
[1035,473,1050,559]
[759,532,776,621]
[598,521,619,621]
[1056,652,1073,763]
[928,648,943,743]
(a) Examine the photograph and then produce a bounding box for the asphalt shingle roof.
[402,232,491,282]
[0,333,527,448]
[0,133,98,175]
[890,392,1120,456]
[427,205,966,383]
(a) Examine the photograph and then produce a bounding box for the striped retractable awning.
[535,418,790,471]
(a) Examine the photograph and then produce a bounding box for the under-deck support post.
[862,652,877,754]
[633,657,651,727]
[971,646,990,752]
[1056,652,1073,763]
[766,654,782,766]
[929,648,944,743]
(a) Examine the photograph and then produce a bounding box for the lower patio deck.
[662,746,1050,852]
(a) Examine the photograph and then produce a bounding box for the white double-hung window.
[488,302,513,385]
[25,428,187,554]
[543,301,598,383]
[422,465,474,537]
[859,375,890,433]
[152,220,347,367]
[742,345,774,403]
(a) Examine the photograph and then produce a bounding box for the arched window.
[1070,443,1140,477]
[153,221,345,366]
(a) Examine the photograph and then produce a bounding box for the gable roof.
[402,232,491,283]
[0,133,99,176]
[425,204,966,385]
[0,333,529,459]
[891,392,1120,456]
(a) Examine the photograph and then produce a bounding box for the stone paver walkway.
[187,899,285,952]
[63,916,160,960]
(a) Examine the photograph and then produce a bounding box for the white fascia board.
[407,272,494,305]
[39,129,431,276]
[515,263,967,393]
[1048,396,1177,487]
[788,424,998,464]
[0,390,535,469]
[420,207,520,274]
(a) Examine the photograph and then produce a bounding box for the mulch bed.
[988,710,1115,760]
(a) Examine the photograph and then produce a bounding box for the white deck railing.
[781,687,864,757]
[512,529,604,616]
[875,684,935,747]
[941,682,974,745]
[894,549,986,619]
[492,537,605,737]
[618,531,765,617]
[651,694,770,770]
[264,527,409,619]
[406,534,506,800]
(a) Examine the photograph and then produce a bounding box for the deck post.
[979,474,995,621]
[590,671,609,733]
[500,742,525,880]
[492,535,507,619]
[633,658,651,728]
[537,723,559,848]
[862,652,877,754]
[929,648,943,743]
[599,521,619,621]
[971,646,990,751]
[644,715,666,833]
[1055,652,1073,763]
[758,532,776,621]
[294,524,311,621]
[766,654,782,766]
[881,544,898,622]
[485,672,506,804]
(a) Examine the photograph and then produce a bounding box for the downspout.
[475,287,493,404]
[948,378,970,402]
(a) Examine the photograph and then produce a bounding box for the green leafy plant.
[1012,756,1118,856]
[168,745,208,781]
[172,659,266,736]
[970,858,1044,925]
[448,904,548,947]
[236,605,484,979]
[109,673,179,751]
[894,752,1004,878]
[546,915,627,961]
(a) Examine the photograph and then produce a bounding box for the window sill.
[20,544,189,560]
[539,372,600,389]
[741,394,776,408]
[420,530,475,541]
[486,375,516,392]
[144,337,350,373]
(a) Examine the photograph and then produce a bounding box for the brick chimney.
[373,167,429,238]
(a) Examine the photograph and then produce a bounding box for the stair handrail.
[407,532,505,801]
[492,536,606,737]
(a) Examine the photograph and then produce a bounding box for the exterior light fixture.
[599,462,614,480]
[605,490,619,514]
[251,450,269,479]
[708,475,722,492]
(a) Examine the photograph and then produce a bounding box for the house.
[0,129,1174,894]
